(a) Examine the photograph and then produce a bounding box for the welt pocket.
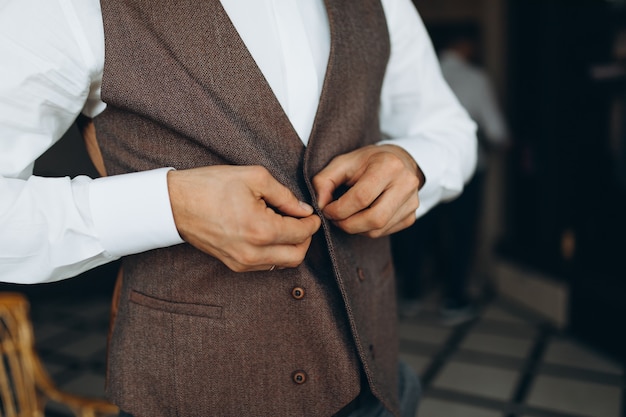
[129,290,223,319]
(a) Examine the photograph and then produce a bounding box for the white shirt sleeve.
[0,0,182,284]
[378,0,478,217]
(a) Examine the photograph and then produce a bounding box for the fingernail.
[299,201,314,213]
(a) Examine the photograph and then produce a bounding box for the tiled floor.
[22,286,625,417]
[400,296,625,417]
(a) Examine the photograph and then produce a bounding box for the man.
[0,0,476,416]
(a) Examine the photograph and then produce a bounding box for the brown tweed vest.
[95,1,397,416]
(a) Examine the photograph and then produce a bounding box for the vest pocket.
[129,290,223,319]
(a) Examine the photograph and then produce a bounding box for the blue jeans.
[119,360,421,417]
[348,360,420,417]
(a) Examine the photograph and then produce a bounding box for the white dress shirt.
[0,0,476,284]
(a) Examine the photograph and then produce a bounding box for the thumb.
[313,157,353,210]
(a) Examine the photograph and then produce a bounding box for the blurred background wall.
[413,0,626,360]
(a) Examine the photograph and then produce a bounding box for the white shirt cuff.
[89,167,184,257]
[378,137,464,218]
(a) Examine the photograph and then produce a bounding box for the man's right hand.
[167,166,321,272]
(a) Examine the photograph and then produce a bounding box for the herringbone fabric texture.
[95,1,397,415]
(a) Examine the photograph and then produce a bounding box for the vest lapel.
[175,0,305,184]
[304,0,390,179]
[100,0,307,187]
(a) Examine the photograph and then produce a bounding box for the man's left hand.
[313,144,424,238]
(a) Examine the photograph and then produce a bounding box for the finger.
[322,163,389,221]
[332,184,418,236]
[312,175,341,211]
[313,155,362,210]
[382,212,417,236]
[251,167,314,217]
[353,211,417,239]
[257,211,321,245]
[331,197,393,236]
[225,237,314,272]
[366,193,418,237]
[209,213,319,272]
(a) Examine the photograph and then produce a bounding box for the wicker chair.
[0,292,118,417]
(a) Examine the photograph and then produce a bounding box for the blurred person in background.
[393,24,509,326]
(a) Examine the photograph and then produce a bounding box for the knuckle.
[389,153,405,168]
[248,233,271,246]
[368,215,388,230]
[406,175,420,191]
[307,215,321,229]
[235,248,259,266]
[403,215,416,229]
[412,195,421,210]
[284,260,301,269]
[294,232,310,246]
[334,219,354,234]
[227,262,247,273]
[353,188,373,207]
[311,175,324,188]
[287,254,305,268]
[379,152,403,170]
[370,205,393,227]
[329,154,345,165]
[246,219,276,241]
[295,247,309,263]
[248,227,275,246]
[367,228,385,239]
[282,250,307,269]
[249,166,271,184]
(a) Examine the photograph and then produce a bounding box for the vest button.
[293,371,307,384]
[357,267,366,281]
[291,287,305,300]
